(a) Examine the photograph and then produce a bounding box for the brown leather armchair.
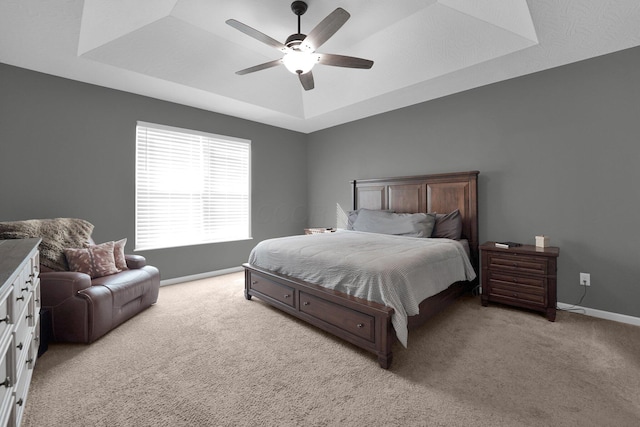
[39,254,160,343]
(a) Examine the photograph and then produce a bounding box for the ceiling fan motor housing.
[285,33,306,50]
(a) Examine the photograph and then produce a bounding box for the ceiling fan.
[226,1,374,91]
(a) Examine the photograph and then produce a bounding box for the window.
[135,122,251,251]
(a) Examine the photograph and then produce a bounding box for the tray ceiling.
[1,0,639,133]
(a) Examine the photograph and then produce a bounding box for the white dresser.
[0,239,41,427]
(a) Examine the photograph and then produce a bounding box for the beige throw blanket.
[0,218,94,271]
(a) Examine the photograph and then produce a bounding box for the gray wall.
[0,63,307,280]
[307,46,640,318]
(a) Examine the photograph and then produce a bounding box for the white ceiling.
[1,0,639,133]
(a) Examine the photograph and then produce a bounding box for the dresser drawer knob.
[21,286,29,292]
[17,342,23,350]
[0,315,9,323]
[16,296,24,302]
[26,314,34,320]
[251,281,257,285]
[356,323,364,328]
[0,377,10,388]
[26,358,34,365]
[283,294,290,298]
[303,301,310,306]
[16,398,24,407]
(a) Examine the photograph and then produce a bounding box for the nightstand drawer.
[488,271,545,289]
[487,253,548,275]
[488,279,546,305]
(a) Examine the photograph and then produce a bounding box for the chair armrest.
[39,271,92,307]
[125,254,146,270]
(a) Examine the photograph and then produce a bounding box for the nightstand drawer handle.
[0,315,9,323]
[356,323,364,328]
[16,296,24,302]
[283,294,290,298]
[16,398,24,407]
[0,377,10,388]
[251,281,257,285]
[17,342,23,350]
[303,301,310,306]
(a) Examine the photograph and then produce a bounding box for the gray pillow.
[432,209,463,240]
[347,208,394,230]
[352,209,436,238]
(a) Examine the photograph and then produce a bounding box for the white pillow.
[352,209,436,237]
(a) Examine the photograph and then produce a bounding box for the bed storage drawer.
[247,272,295,308]
[299,292,375,342]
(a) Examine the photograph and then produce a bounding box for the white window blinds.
[135,122,251,251]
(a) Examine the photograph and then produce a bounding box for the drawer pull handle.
[16,296,24,302]
[22,286,29,292]
[29,273,35,278]
[0,315,9,323]
[26,314,34,320]
[17,342,23,350]
[356,323,364,328]
[283,294,290,298]
[26,279,32,285]
[0,377,10,388]
[26,358,34,364]
[16,398,24,407]
[303,301,310,306]
[251,281,257,285]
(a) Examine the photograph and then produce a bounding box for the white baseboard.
[557,302,640,327]
[160,266,244,287]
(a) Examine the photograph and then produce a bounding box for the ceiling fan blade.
[318,54,373,69]
[298,71,314,91]
[226,19,287,52]
[236,59,283,75]
[301,8,350,51]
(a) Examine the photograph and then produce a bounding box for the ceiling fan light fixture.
[282,50,319,74]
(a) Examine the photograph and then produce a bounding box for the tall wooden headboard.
[352,171,479,271]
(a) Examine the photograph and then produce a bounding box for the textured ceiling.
[1,1,640,133]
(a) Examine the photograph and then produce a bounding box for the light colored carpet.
[23,272,640,426]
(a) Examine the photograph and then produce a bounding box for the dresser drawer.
[487,253,548,276]
[12,361,32,427]
[248,273,295,308]
[0,338,13,421]
[13,308,31,379]
[299,292,374,342]
[0,286,12,346]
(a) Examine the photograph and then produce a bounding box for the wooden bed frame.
[243,170,479,368]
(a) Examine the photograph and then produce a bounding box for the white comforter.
[248,230,476,347]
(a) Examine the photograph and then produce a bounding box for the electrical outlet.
[580,272,591,286]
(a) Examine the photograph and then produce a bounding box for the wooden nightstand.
[480,242,559,321]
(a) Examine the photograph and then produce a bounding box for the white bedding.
[248,230,476,347]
